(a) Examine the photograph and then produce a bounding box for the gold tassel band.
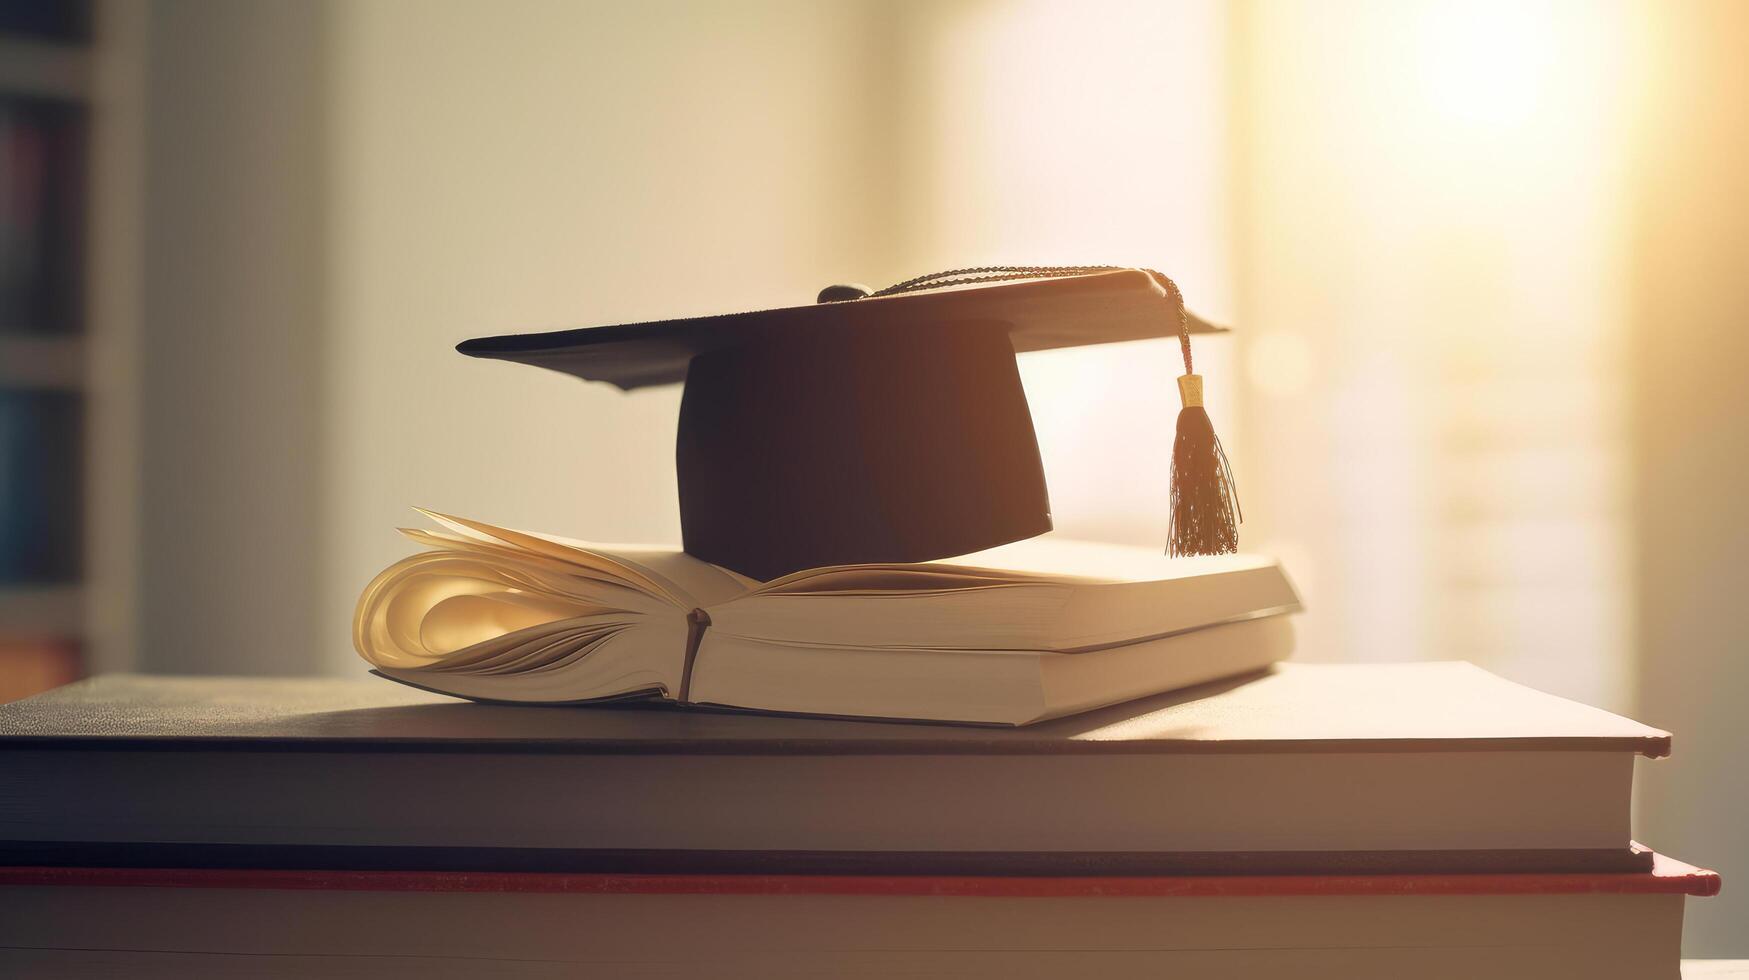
[1177,374,1204,409]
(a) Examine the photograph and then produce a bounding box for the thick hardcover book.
[0,662,1668,875]
[0,854,1717,979]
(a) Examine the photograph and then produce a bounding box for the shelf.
[0,37,92,100]
[0,585,83,637]
[0,335,85,389]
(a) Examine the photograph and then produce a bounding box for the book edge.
[0,850,1716,898]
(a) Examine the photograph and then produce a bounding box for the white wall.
[317,0,897,672]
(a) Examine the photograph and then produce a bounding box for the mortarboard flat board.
[459,268,1223,581]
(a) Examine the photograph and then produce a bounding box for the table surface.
[1686,964,1749,977]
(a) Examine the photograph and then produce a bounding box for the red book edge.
[0,846,1719,899]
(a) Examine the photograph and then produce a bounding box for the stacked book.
[349,513,1304,724]
[0,652,1717,976]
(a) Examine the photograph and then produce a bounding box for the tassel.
[1168,374,1241,557]
[1151,268,1240,557]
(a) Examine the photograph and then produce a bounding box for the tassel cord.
[869,264,1195,376]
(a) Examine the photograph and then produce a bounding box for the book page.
[420,511,752,606]
[944,537,1279,583]
[752,536,1279,595]
[596,548,757,607]
[711,537,1299,654]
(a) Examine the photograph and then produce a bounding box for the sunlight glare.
[1417,2,1558,128]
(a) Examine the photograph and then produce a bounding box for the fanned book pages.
[353,512,1302,725]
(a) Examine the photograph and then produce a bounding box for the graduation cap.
[459,266,1238,581]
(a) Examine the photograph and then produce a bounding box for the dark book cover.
[0,96,86,336]
[0,388,82,583]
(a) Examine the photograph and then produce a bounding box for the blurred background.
[0,0,1743,953]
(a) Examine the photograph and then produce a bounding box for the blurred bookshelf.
[0,35,91,100]
[0,0,140,701]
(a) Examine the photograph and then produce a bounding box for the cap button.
[816,283,873,303]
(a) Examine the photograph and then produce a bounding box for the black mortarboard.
[459,266,1236,580]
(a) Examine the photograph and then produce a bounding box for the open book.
[353,512,1301,725]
